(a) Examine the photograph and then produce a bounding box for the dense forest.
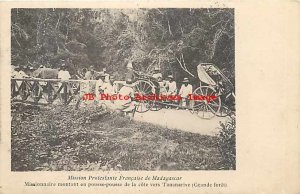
[11,8,234,83]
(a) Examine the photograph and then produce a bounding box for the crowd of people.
[11,60,196,115]
[95,61,195,113]
[11,65,35,79]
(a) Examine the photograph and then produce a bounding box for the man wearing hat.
[152,67,162,80]
[178,77,193,109]
[125,61,137,82]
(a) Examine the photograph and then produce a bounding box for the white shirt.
[167,81,177,94]
[58,70,71,80]
[179,84,193,98]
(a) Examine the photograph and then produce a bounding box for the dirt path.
[134,109,229,136]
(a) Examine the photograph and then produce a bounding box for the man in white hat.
[152,67,162,80]
[125,61,137,82]
[178,77,193,109]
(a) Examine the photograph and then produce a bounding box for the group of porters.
[11,62,200,116]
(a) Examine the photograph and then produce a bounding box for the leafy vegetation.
[11,8,234,82]
[217,115,236,170]
[11,102,233,171]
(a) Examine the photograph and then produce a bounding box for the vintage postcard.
[0,0,299,194]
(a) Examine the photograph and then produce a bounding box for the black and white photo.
[10,8,235,171]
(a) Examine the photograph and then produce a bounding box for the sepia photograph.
[10,8,235,171]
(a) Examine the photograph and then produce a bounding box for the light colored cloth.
[18,70,29,78]
[197,64,216,86]
[58,70,71,93]
[12,70,21,78]
[12,70,29,87]
[115,85,135,111]
[167,81,177,95]
[179,84,193,98]
[127,62,133,69]
[33,68,59,79]
[58,70,71,80]
[152,73,162,79]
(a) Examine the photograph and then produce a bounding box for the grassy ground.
[11,102,233,171]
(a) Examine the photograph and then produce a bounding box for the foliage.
[217,115,236,169]
[11,102,232,171]
[11,8,234,82]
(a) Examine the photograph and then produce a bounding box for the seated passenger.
[152,67,162,80]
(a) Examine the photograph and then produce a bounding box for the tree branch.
[176,55,195,77]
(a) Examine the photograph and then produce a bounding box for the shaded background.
[11,8,234,84]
